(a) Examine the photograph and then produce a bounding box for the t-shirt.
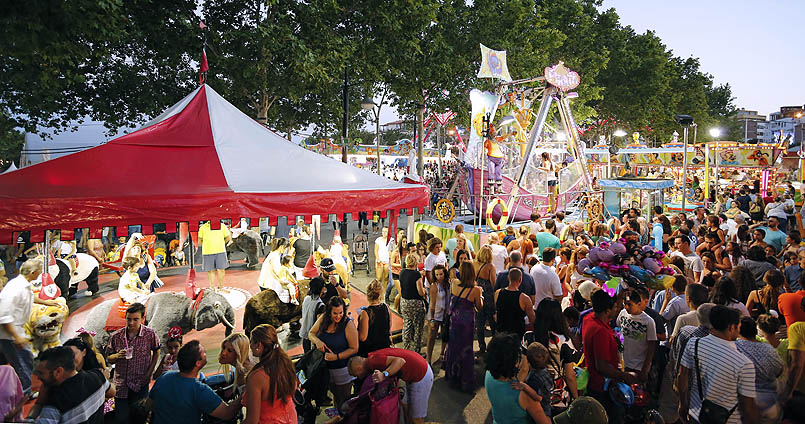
[785,265,802,292]
[490,244,508,274]
[494,268,536,298]
[583,315,619,392]
[670,251,704,277]
[787,321,805,394]
[672,310,699,339]
[743,259,779,288]
[292,238,312,268]
[534,232,560,260]
[617,310,658,370]
[778,291,805,325]
[529,263,562,307]
[198,223,230,255]
[367,348,428,382]
[38,369,109,424]
[525,368,553,417]
[735,195,751,212]
[759,227,787,253]
[680,335,756,424]
[375,237,390,263]
[149,371,223,424]
[528,221,542,236]
[662,294,689,336]
[424,252,447,286]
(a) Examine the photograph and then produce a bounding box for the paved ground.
[59,215,496,423]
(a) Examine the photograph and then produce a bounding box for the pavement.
[59,215,496,423]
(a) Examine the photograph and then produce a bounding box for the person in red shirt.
[778,286,805,325]
[582,290,638,424]
[347,347,433,424]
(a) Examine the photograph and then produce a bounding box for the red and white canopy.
[0,85,427,243]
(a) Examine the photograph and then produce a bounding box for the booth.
[598,178,675,217]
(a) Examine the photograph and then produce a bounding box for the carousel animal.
[24,297,69,355]
[243,279,310,336]
[48,253,100,298]
[226,229,263,268]
[81,290,235,351]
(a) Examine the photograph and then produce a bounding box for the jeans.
[113,386,148,424]
[0,339,33,395]
[589,389,625,424]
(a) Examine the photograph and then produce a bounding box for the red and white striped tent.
[0,85,428,243]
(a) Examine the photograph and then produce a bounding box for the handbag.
[694,338,738,424]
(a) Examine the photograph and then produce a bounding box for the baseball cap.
[320,258,336,272]
[553,396,608,424]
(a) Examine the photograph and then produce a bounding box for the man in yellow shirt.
[198,221,232,291]
[784,321,805,407]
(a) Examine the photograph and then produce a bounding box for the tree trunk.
[417,105,425,177]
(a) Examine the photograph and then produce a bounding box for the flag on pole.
[199,48,209,84]
[477,44,512,82]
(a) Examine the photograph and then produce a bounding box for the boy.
[617,288,657,381]
[524,342,554,417]
[299,277,325,352]
[659,275,689,337]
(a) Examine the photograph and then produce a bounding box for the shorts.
[402,364,433,419]
[202,252,228,271]
[548,179,558,187]
[328,366,355,386]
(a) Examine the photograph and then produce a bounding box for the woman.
[426,264,450,364]
[219,333,254,392]
[729,266,756,308]
[308,297,358,414]
[725,241,745,269]
[444,262,483,392]
[735,317,783,422]
[357,279,391,357]
[530,299,579,408]
[485,333,550,424]
[556,247,573,295]
[746,269,784,319]
[258,238,298,304]
[245,324,297,424]
[735,224,751,248]
[779,231,802,258]
[565,246,588,293]
[750,196,766,222]
[710,276,750,316]
[453,234,475,262]
[449,249,471,280]
[699,251,721,283]
[123,234,161,291]
[540,152,558,213]
[750,228,768,250]
[399,254,427,353]
[475,246,497,354]
[388,237,408,309]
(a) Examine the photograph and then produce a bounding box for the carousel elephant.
[243,279,310,336]
[226,229,263,268]
[82,290,236,351]
[46,253,99,298]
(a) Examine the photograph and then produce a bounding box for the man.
[671,235,704,282]
[691,207,706,232]
[197,221,232,290]
[374,227,390,291]
[106,303,161,422]
[583,290,638,424]
[445,224,474,268]
[0,257,43,395]
[677,305,758,424]
[33,346,113,424]
[670,284,710,340]
[530,247,563,306]
[493,268,535,339]
[487,234,509,275]
[782,321,805,406]
[315,258,348,304]
[292,225,312,279]
[528,213,543,236]
[535,219,561,260]
[494,251,536,304]
[751,216,787,253]
[554,211,567,236]
[348,348,434,424]
[149,340,242,424]
[783,251,802,292]
[502,226,517,246]
[660,275,690,337]
[735,189,751,213]
[778,276,805,325]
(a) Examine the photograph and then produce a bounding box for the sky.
[602,0,805,117]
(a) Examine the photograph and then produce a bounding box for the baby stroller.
[352,234,370,275]
[199,371,240,424]
[294,349,330,424]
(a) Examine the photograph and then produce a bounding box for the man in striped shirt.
[34,346,113,424]
[677,305,759,424]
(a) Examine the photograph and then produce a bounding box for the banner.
[465,89,500,169]
[584,147,779,168]
[477,44,512,82]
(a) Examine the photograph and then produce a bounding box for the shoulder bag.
[694,338,738,424]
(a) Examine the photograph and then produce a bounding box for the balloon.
[574,367,589,391]
[586,266,611,282]
[643,257,661,274]
[576,258,591,274]
[611,242,627,255]
[605,277,621,290]
[598,247,614,263]
[588,247,601,264]
[628,265,655,283]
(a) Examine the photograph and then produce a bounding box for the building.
[762,105,804,145]
[734,108,767,141]
[380,120,408,132]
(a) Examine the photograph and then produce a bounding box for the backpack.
[342,375,401,424]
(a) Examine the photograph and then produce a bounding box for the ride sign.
[544,62,580,92]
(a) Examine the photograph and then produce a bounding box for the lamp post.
[675,115,695,213]
[361,96,382,175]
[709,128,721,199]
[611,129,627,178]
[341,67,349,163]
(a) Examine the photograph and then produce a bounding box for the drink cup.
[125,347,133,360]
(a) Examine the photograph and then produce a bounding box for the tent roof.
[0,85,427,243]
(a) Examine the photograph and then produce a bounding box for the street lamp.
[609,129,627,178]
[613,129,627,137]
[361,96,382,175]
[709,128,721,202]
[675,114,695,213]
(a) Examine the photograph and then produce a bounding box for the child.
[51,231,78,276]
[118,256,150,304]
[278,255,300,305]
[617,288,657,381]
[169,239,186,266]
[299,277,326,352]
[659,274,689,336]
[153,328,182,379]
[524,342,554,417]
